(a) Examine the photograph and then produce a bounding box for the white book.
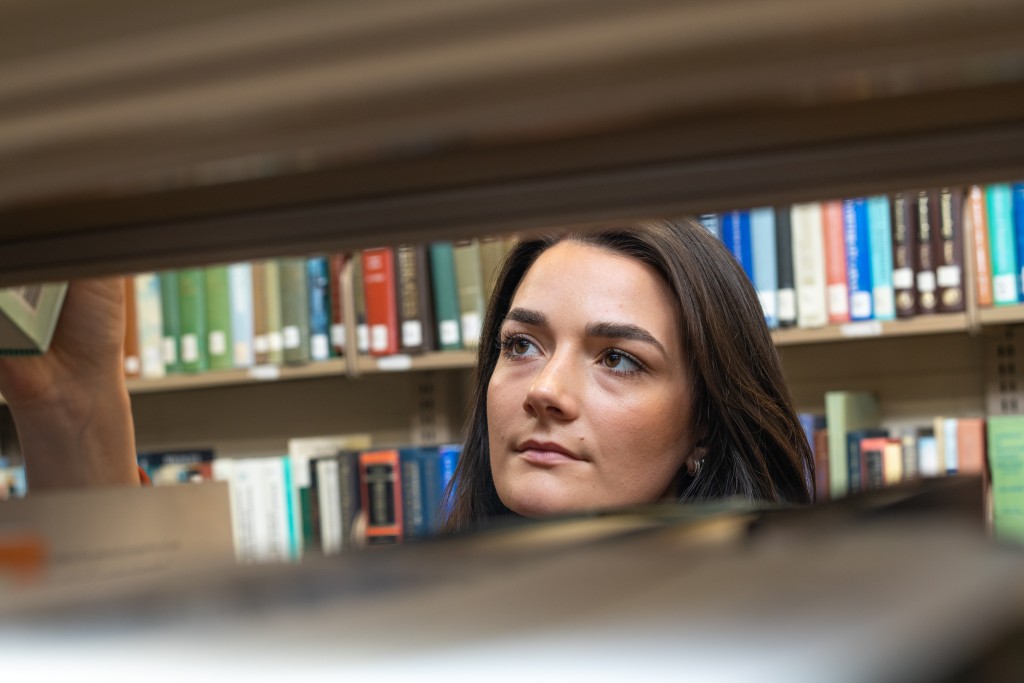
[790,203,828,328]
[134,273,166,379]
[228,262,255,368]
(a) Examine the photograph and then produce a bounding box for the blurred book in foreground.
[0,283,67,355]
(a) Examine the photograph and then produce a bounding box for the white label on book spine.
[893,267,914,289]
[253,334,269,354]
[461,313,483,345]
[370,324,389,352]
[377,355,413,371]
[283,326,301,350]
[850,291,872,320]
[402,320,423,347]
[916,271,937,293]
[311,333,330,361]
[994,274,1018,303]
[439,319,460,346]
[161,337,177,364]
[357,324,370,353]
[330,323,346,347]
[209,330,227,356]
[181,334,199,363]
[937,265,961,288]
[234,341,253,367]
[873,287,895,319]
[777,289,796,322]
[840,321,883,338]
[827,284,849,316]
[268,331,284,352]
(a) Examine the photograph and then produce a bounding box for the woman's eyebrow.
[505,307,547,326]
[586,321,667,356]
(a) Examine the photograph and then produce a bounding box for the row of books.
[138,437,462,564]
[123,236,515,378]
[702,182,1024,329]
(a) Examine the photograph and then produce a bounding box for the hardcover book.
[774,205,797,328]
[362,248,400,356]
[915,190,939,315]
[822,200,850,324]
[967,185,994,308]
[934,187,966,313]
[866,196,896,321]
[890,192,919,318]
[790,203,829,328]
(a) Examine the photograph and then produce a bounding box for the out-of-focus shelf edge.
[772,313,971,346]
[978,306,1024,327]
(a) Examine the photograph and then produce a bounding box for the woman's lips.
[517,440,584,466]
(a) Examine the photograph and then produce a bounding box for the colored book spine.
[228,262,254,368]
[263,259,285,364]
[306,256,332,362]
[866,196,896,321]
[279,256,311,364]
[934,187,966,313]
[158,270,183,374]
[351,251,371,354]
[821,200,849,323]
[790,203,828,328]
[987,416,1024,543]
[453,239,486,350]
[396,244,437,354]
[361,248,400,356]
[1014,183,1024,302]
[915,191,939,315]
[359,449,403,545]
[478,236,509,307]
[842,198,873,321]
[720,210,754,281]
[987,183,1019,306]
[204,265,234,371]
[177,267,209,373]
[825,391,879,498]
[699,212,720,239]
[400,448,428,540]
[133,272,166,379]
[251,261,269,365]
[891,192,919,318]
[428,242,463,350]
[774,205,797,328]
[329,253,348,356]
[968,185,994,308]
[750,207,778,328]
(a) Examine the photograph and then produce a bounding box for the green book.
[453,239,485,350]
[988,416,1024,544]
[177,267,209,373]
[428,242,462,351]
[478,235,509,306]
[986,183,1019,306]
[278,256,311,365]
[204,265,234,371]
[263,259,284,365]
[351,251,370,354]
[825,391,880,498]
[158,270,183,374]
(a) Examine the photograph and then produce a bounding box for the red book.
[361,248,399,357]
[968,185,994,308]
[822,200,850,324]
[329,253,348,356]
[358,449,404,545]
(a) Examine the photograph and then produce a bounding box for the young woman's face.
[487,241,695,517]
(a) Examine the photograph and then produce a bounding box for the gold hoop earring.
[687,457,703,477]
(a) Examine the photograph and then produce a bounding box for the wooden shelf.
[355,350,477,375]
[773,314,970,346]
[978,306,1024,327]
[3,0,1024,286]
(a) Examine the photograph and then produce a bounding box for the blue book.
[437,443,462,521]
[1013,183,1024,301]
[699,213,720,239]
[227,262,254,368]
[750,207,778,328]
[306,256,332,361]
[720,210,754,281]
[843,198,874,321]
[866,196,896,321]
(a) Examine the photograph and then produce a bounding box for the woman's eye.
[501,334,539,359]
[602,350,642,374]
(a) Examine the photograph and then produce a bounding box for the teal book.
[158,270,183,374]
[429,241,463,351]
[204,265,234,371]
[177,267,209,373]
[986,183,1019,306]
[825,391,880,498]
[866,195,896,321]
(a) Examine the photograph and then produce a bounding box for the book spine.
[122,277,141,378]
[428,242,463,350]
[177,267,209,373]
[822,200,850,323]
[228,263,254,368]
[337,450,362,550]
[478,236,509,307]
[968,185,994,308]
[453,239,486,350]
[251,261,270,365]
[843,198,873,321]
[396,244,437,354]
[329,253,347,356]
[750,207,778,328]
[721,210,754,281]
[361,248,400,356]
[437,443,461,523]
[1014,183,1024,302]
[306,256,332,362]
[133,273,166,379]
[359,450,403,544]
[916,191,939,315]
[350,251,371,355]
[263,259,285,364]
[774,205,797,328]
[204,265,234,371]
[790,203,828,328]
[158,270,183,374]
[400,449,427,540]
[934,187,966,313]
[891,192,919,318]
[956,417,986,476]
[699,212,720,239]
[315,456,343,555]
[279,256,311,364]
[866,196,896,321]
[987,183,1019,306]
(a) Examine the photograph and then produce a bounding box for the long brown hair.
[442,218,813,532]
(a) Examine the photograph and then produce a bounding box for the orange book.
[860,436,899,490]
[968,185,994,308]
[956,417,986,476]
[358,449,403,545]
[329,253,348,356]
[123,277,141,378]
[361,248,399,357]
[822,200,850,324]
